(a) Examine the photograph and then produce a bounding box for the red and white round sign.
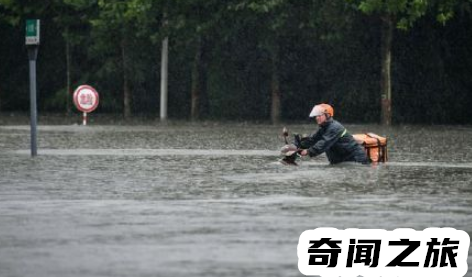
[73,85,99,113]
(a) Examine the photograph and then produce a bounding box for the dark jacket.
[302,119,368,164]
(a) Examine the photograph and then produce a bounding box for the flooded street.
[1,123,471,277]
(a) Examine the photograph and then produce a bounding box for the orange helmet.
[309,103,334,117]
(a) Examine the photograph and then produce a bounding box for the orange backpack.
[353,133,388,163]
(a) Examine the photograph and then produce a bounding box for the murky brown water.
[0,123,471,277]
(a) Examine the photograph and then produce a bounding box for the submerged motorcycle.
[279,127,307,166]
[279,127,388,165]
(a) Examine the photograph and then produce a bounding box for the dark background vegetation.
[1,0,471,124]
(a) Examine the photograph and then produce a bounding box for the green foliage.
[0,0,49,25]
[348,0,469,29]
[1,0,472,123]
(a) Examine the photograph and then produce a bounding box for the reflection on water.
[0,123,471,277]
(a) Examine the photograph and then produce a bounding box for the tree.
[228,0,293,124]
[346,0,468,125]
[83,0,153,118]
[118,0,169,119]
[115,0,210,120]
[51,0,97,115]
[169,0,225,120]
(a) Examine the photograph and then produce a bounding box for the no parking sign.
[73,85,99,125]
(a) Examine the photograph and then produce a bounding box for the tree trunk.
[121,38,131,119]
[190,36,206,121]
[270,50,281,125]
[380,15,393,125]
[65,29,72,115]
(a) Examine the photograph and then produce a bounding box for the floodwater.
[0,122,471,277]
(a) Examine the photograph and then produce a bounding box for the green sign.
[25,19,40,45]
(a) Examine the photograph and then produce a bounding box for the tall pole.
[26,19,40,157]
[160,36,169,121]
[28,47,38,157]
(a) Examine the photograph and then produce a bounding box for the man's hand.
[299,149,309,156]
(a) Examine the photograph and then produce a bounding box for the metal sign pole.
[28,47,38,156]
[26,19,40,157]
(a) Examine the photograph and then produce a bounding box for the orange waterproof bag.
[353,133,388,163]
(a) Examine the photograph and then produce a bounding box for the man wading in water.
[298,104,369,164]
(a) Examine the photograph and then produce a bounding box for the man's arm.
[306,126,343,157]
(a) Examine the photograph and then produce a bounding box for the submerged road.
[1,124,471,276]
